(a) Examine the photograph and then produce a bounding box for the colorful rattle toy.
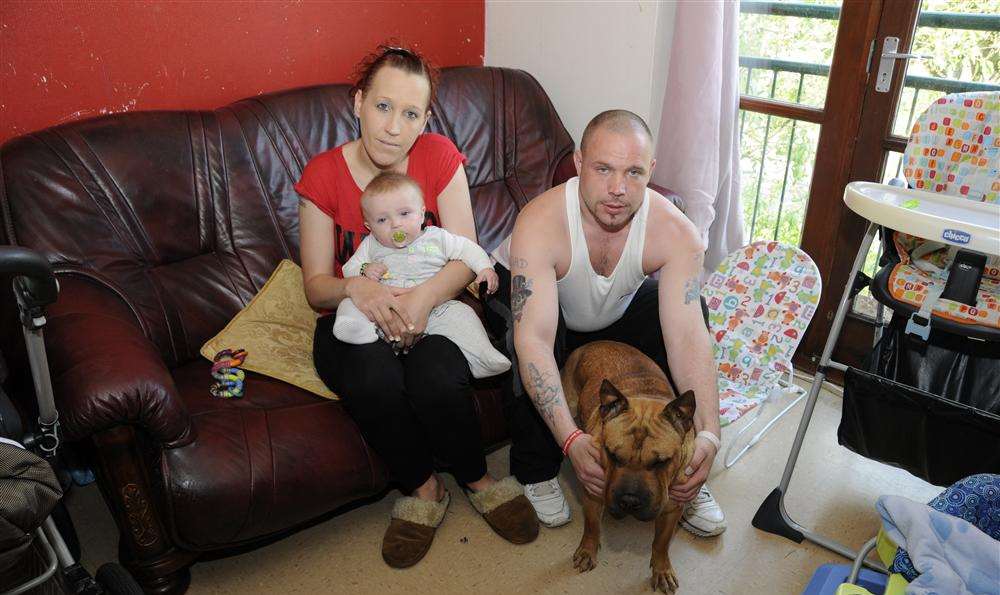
[210,348,247,398]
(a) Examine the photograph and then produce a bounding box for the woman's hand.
[346,276,414,341]
[394,287,435,349]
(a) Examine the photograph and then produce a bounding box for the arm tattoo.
[684,277,700,305]
[510,256,528,269]
[526,362,562,425]
[511,274,533,323]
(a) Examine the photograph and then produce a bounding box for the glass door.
[738,0,886,369]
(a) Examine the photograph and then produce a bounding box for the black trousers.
[485,264,689,485]
[313,314,487,493]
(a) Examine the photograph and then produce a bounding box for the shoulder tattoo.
[511,274,533,323]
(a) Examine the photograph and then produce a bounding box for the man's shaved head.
[573,109,656,232]
[580,109,653,154]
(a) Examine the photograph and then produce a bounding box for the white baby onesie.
[334,226,511,379]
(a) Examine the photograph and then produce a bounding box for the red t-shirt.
[294,133,467,276]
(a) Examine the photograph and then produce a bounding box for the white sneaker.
[680,485,727,537]
[524,478,571,527]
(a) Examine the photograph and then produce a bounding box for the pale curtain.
[652,0,745,276]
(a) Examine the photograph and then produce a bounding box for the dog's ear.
[599,379,629,421]
[661,390,696,434]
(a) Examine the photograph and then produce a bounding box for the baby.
[334,172,511,379]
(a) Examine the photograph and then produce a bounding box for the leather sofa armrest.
[648,182,686,215]
[41,275,193,447]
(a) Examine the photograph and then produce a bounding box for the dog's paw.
[650,566,679,593]
[572,544,598,573]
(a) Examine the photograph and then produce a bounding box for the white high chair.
[752,91,1000,566]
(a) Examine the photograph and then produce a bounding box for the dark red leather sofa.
[0,67,576,594]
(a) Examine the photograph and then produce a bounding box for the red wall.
[0,1,485,145]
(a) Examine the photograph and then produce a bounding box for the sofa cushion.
[164,357,508,548]
[200,259,333,399]
[428,68,574,251]
[0,112,293,367]
[164,360,383,549]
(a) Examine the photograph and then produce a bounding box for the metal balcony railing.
[741,1,1000,32]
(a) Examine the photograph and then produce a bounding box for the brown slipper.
[382,490,450,568]
[466,476,539,544]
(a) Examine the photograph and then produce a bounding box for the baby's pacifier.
[392,230,407,244]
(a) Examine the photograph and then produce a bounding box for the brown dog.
[561,340,696,594]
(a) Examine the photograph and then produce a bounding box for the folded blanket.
[893,474,1000,581]
[878,494,1000,595]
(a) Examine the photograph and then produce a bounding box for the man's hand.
[475,267,500,294]
[567,434,605,498]
[668,436,718,502]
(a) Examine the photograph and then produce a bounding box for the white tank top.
[557,177,649,332]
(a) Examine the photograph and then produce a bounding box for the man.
[487,110,725,536]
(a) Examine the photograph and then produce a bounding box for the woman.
[296,45,538,568]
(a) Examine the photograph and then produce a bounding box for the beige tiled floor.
[68,380,940,594]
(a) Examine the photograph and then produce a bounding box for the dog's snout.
[610,483,656,521]
[619,493,641,511]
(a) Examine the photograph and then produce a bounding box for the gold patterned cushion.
[200,260,337,400]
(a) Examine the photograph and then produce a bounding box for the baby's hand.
[476,268,499,294]
[363,262,388,281]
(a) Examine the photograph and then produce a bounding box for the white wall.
[485,1,676,147]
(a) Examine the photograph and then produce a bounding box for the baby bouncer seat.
[753,91,1000,565]
[701,240,821,467]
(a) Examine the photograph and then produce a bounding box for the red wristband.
[561,429,584,456]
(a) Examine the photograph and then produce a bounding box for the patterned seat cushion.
[902,92,998,204]
[703,241,821,426]
[887,260,1000,329]
[718,379,782,426]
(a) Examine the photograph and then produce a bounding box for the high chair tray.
[844,182,1000,256]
